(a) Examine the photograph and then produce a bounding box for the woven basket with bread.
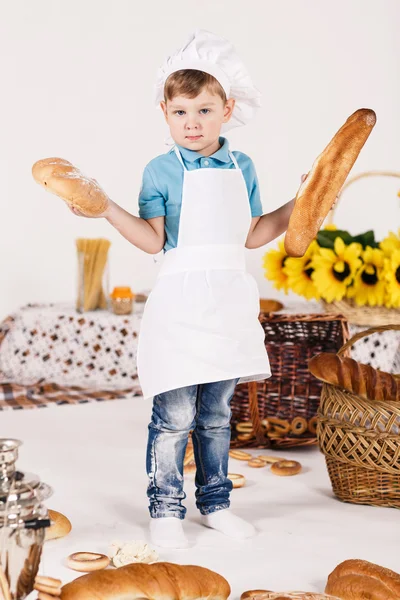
[309,324,400,508]
[230,313,348,449]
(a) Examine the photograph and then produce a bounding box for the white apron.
[137,147,271,399]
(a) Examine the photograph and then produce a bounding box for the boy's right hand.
[65,200,111,219]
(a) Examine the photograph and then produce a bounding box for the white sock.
[200,509,256,540]
[149,517,189,549]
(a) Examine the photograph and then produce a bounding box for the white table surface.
[2,395,398,599]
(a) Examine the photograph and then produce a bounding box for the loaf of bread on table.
[308,353,400,402]
[325,559,400,599]
[284,108,376,257]
[61,562,231,600]
[32,157,109,217]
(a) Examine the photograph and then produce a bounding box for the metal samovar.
[0,439,52,600]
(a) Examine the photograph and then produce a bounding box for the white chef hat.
[154,29,261,133]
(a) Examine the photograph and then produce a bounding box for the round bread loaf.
[32,157,109,217]
[259,299,284,313]
[325,558,400,600]
[45,509,72,541]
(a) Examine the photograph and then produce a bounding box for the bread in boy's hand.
[32,157,109,217]
[284,108,376,258]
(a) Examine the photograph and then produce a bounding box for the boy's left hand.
[299,173,339,210]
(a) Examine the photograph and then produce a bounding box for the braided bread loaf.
[308,353,399,401]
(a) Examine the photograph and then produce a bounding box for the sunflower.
[380,229,400,256]
[284,241,321,300]
[347,246,386,306]
[263,239,290,292]
[310,237,362,302]
[384,249,400,308]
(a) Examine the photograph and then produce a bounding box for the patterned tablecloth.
[0,301,399,410]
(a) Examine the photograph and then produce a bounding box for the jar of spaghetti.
[110,287,135,315]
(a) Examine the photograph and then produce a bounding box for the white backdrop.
[1,0,399,319]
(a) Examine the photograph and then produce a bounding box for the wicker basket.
[230,313,349,449]
[318,324,400,508]
[322,170,400,326]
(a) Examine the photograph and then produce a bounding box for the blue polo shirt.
[138,137,263,252]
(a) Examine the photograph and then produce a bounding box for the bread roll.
[32,157,109,217]
[284,108,376,257]
[60,562,231,600]
[241,590,272,600]
[259,299,284,313]
[325,559,400,599]
[45,509,72,541]
[308,353,400,402]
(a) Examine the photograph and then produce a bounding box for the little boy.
[71,30,303,548]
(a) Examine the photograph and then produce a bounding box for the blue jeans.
[146,378,239,519]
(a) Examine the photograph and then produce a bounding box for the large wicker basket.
[318,324,400,508]
[322,170,400,326]
[230,312,349,449]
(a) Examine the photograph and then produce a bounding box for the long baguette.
[284,108,376,257]
[308,353,400,402]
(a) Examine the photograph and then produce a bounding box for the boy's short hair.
[164,70,227,103]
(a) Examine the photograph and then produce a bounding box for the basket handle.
[326,170,400,225]
[337,323,400,356]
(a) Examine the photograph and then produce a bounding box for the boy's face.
[160,89,235,154]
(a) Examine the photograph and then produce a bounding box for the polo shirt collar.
[174,137,231,163]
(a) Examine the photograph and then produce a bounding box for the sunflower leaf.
[351,230,379,249]
[317,229,379,250]
[317,230,353,249]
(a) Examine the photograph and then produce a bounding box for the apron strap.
[229,151,240,170]
[173,147,188,170]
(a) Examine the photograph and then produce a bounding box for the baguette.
[308,352,400,402]
[32,157,109,217]
[60,562,231,600]
[284,108,376,257]
[325,559,400,599]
